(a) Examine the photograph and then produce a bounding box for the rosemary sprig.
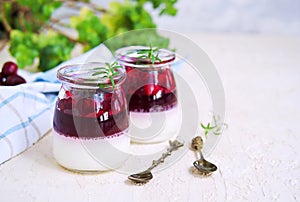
[136,44,162,64]
[92,61,122,89]
[201,115,228,138]
[201,122,215,137]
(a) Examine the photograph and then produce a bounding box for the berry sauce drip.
[123,66,177,112]
[53,91,129,139]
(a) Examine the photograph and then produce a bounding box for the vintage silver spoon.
[128,139,184,184]
[191,136,217,175]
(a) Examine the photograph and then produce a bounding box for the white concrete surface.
[0,33,299,201]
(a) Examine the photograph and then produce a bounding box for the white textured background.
[1,34,299,201]
[93,0,300,35]
[1,1,299,201]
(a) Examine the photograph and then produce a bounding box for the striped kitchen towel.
[0,84,57,164]
[0,44,114,165]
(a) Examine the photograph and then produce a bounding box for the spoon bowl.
[128,171,153,184]
[192,136,217,175]
[193,158,217,174]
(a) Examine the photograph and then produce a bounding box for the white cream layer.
[52,130,130,172]
[129,106,181,143]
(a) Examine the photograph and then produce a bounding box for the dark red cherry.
[58,97,73,111]
[76,98,96,116]
[2,61,18,76]
[102,94,112,111]
[143,84,154,96]
[5,75,26,86]
[143,84,165,96]
[0,72,5,85]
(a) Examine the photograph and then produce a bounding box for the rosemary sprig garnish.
[92,61,122,89]
[136,44,162,64]
[201,115,228,138]
[201,122,215,137]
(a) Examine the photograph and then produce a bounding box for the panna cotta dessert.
[115,46,180,143]
[52,63,130,172]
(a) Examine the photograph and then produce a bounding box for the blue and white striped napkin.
[0,84,57,164]
[0,44,114,164]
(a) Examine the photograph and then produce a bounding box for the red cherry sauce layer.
[123,66,177,112]
[53,90,129,139]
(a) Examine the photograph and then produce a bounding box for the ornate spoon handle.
[146,139,184,171]
[128,139,184,184]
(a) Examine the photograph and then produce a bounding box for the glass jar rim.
[114,46,175,68]
[57,62,126,88]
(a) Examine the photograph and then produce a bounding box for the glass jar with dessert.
[52,62,130,172]
[115,46,180,143]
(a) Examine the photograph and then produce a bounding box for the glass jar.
[52,62,130,172]
[115,46,180,143]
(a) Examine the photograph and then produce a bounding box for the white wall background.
[151,0,300,35]
[93,0,300,36]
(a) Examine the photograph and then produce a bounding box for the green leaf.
[109,75,115,88]
[38,33,74,71]
[9,30,39,68]
[93,67,107,71]
[92,61,122,89]
[112,72,120,76]
[102,1,156,37]
[133,0,178,16]
[92,71,107,76]
[137,50,150,54]
[135,45,162,64]
[200,123,206,129]
[113,66,122,69]
[201,115,228,137]
[42,2,62,19]
[4,0,178,72]
[70,7,108,49]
